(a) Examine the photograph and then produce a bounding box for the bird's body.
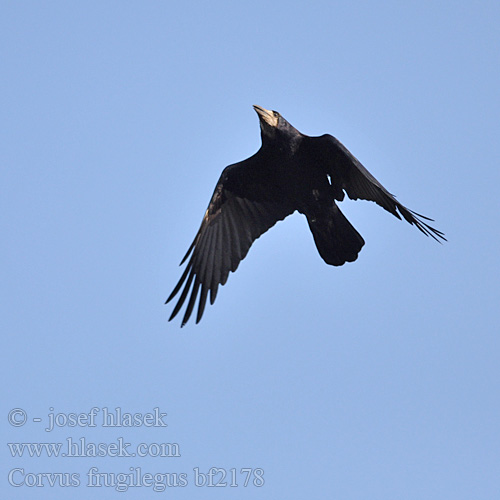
[167,105,445,326]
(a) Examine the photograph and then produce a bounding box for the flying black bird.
[167,105,445,326]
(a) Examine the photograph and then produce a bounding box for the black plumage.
[167,105,445,326]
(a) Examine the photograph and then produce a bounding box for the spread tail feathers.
[306,204,365,266]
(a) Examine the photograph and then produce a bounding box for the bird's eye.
[273,111,279,117]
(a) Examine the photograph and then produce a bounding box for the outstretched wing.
[308,134,446,242]
[167,160,294,327]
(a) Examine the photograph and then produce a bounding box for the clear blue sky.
[2,1,499,498]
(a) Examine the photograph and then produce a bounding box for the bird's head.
[253,104,300,143]
[253,104,282,139]
[253,105,279,132]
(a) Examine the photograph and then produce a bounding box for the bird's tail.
[306,203,365,266]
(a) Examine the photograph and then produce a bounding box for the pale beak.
[253,105,278,127]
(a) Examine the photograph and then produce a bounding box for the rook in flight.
[167,105,445,326]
